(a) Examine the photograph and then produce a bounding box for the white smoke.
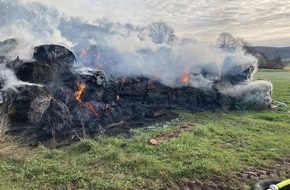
[217,80,272,99]
[0,64,43,92]
[0,18,73,51]
[216,80,273,109]
[0,1,73,59]
[0,0,268,107]
[110,35,158,53]
[106,38,258,88]
[0,37,34,60]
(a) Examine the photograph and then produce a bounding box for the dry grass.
[0,112,10,141]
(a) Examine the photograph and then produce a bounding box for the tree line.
[216,32,287,69]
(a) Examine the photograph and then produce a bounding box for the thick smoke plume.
[0,1,267,102]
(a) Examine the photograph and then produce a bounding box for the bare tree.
[216,32,236,51]
[147,21,177,44]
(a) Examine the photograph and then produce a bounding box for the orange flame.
[181,73,189,83]
[181,66,189,83]
[84,102,100,118]
[75,81,86,103]
[75,82,100,118]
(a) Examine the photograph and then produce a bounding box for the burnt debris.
[0,40,273,142]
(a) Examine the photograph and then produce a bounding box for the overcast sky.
[22,0,290,47]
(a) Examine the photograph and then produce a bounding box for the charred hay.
[0,41,273,142]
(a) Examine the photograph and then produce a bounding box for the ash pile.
[0,39,273,141]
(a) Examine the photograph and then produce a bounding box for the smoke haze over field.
[0,0,257,90]
[0,0,275,112]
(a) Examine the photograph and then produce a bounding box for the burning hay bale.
[0,41,274,142]
[8,44,77,87]
[1,85,51,124]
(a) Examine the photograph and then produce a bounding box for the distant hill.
[251,46,290,60]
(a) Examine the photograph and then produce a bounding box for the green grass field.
[0,70,289,190]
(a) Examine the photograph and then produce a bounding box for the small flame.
[75,81,86,103]
[181,66,189,83]
[181,73,189,83]
[84,102,100,118]
[80,48,88,58]
[75,81,100,119]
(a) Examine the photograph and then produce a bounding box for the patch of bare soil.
[0,142,19,155]
[148,123,194,145]
[0,139,30,156]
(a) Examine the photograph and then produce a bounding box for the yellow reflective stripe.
[277,179,290,188]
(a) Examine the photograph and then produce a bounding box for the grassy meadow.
[0,69,289,190]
